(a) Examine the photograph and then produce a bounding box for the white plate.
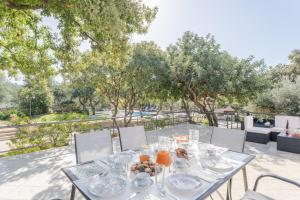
[87,175,127,197]
[174,158,190,169]
[132,178,154,189]
[167,173,202,192]
[204,158,233,173]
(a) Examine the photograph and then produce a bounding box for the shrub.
[0,109,25,121]
[18,84,53,116]
[6,116,102,156]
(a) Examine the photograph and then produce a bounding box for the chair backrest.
[74,129,113,164]
[211,127,246,152]
[119,126,147,151]
[275,115,300,129]
[244,116,253,130]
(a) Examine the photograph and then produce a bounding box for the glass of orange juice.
[155,142,172,186]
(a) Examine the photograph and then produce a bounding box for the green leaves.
[167,31,268,125]
[1,0,157,80]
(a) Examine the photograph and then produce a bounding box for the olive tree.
[167,32,268,126]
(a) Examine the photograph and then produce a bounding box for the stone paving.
[0,133,300,200]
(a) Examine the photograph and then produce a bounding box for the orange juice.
[156,150,172,166]
[139,154,150,162]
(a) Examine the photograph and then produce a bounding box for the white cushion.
[242,190,274,200]
[270,127,284,133]
[275,115,300,129]
[246,127,271,134]
[244,116,254,130]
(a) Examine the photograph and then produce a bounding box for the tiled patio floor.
[0,140,299,200]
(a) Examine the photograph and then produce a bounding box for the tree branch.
[4,0,47,10]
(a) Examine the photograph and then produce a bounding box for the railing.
[0,109,288,157]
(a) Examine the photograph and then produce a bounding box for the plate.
[167,173,202,192]
[132,177,154,189]
[174,158,190,169]
[87,175,127,197]
[204,158,233,173]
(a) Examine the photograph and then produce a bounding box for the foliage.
[0,0,157,78]
[33,112,88,123]
[167,31,268,126]
[6,115,102,156]
[0,108,25,121]
[121,41,169,125]
[71,86,105,115]
[269,49,300,83]
[0,3,55,78]
[18,82,53,116]
[255,76,300,115]
[0,75,20,107]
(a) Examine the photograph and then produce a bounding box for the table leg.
[70,185,76,200]
[226,178,232,200]
[242,167,249,192]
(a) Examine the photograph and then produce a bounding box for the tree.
[0,0,157,77]
[269,49,300,83]
[120,41,169,126]
[18,81,53,116]
[255,76,300,115]
[0,4,55,78]
[71,86,103,115]
[167,32,268,126]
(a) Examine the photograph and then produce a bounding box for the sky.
[133,0,300,66]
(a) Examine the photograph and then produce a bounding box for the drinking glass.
[156,138,172,186]
[188,129,200,145]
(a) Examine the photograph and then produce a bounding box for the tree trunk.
[182,99,194,124]
[203,111,218,127]
[79,98,89,114]
[191,99,218,127]
[156,102,163,115]
[91,106,96,115]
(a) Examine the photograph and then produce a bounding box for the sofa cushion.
[246,127,271,134]
[270,127,284,133]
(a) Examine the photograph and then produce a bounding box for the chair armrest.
[254,174,300,191]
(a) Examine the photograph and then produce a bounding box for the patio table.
[62,143,254,200]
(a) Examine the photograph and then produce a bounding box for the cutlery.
[127,191,141,200]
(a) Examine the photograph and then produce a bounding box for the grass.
[32,112,89,123]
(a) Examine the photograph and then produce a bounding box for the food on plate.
[175,148,189,160]
[130,161,160,176]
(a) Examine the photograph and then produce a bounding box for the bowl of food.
[175,148,189,160]
[130,160,161,176]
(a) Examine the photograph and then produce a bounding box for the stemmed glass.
[155,137,172,186]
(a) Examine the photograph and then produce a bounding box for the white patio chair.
[74,129,113,164]
[211,127,246,152]
[242,174,300,200]
[71,129,113,200]
[210,127,247,200]
[119,126,147,151]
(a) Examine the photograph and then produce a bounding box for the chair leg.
[226,178,232,200]
[242,167,249,192]
[70,185,76,200]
